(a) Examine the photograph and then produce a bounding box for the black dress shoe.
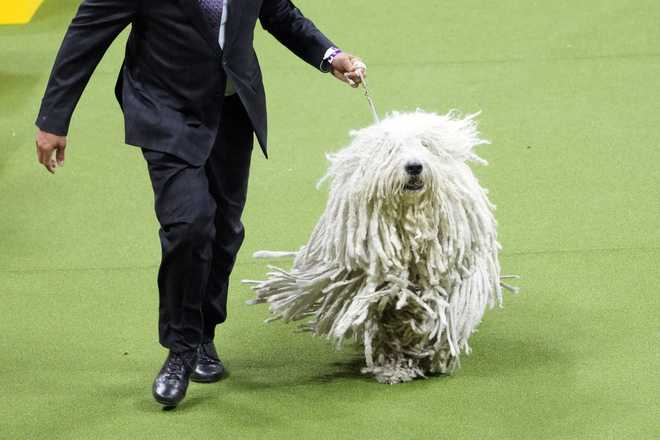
[152,350,197,407]
[191,342,225,383]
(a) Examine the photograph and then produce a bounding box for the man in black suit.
[35,0,365,407]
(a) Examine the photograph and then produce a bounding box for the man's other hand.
[36,128,67,174]
[330,53,366,88]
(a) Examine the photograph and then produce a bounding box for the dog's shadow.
[312,357,372,384]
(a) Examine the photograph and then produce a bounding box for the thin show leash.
[354,62,380,123]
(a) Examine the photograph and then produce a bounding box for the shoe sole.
[153,392,185,407]
[154,399,179,408]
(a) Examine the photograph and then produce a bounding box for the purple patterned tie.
[198,0,223,35]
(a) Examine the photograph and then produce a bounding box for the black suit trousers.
[142,94,253,352]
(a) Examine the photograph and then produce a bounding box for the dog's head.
[321,110,489,205]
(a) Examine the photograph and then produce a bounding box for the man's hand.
[330,52,366,88]
[36,128,67,174]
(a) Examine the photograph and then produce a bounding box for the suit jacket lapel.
[177,0,222,53]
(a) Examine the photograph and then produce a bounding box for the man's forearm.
[36,0,136,135]
[259,0,335,71]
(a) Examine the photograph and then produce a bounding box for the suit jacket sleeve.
[259,0,335,71]
[35,0,136,136]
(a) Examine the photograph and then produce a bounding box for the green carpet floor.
[1,1,659,438]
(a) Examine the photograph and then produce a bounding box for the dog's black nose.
[405,162,423,176]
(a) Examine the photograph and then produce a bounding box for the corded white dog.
[245,110,515,384]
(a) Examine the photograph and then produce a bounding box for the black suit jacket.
[36,0,335,164]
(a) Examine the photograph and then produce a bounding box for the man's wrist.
[320,47,342,73]
[35,114,68,138]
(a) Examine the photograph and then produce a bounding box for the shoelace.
[199,344,219,364]
[164,354,187,379]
